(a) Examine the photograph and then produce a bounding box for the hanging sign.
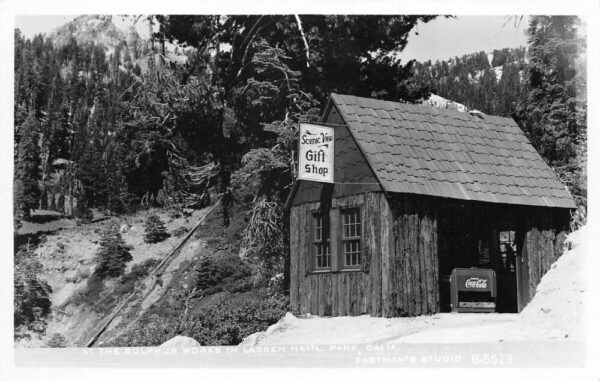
[298,123,334,183]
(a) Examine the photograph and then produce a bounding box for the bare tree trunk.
[211,16,233,227]
[294,15,310,68]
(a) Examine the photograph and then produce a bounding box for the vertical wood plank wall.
[389,194,439,317]
[290,191,570,317]
[290,192,440,317]
[523,208,570,302]
[290,192,389,316]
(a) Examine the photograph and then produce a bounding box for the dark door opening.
[495,230,518,313]
[437,203,521,313]
[516,230,531,311]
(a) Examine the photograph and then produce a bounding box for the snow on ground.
[243,226,587,347]
[514,226,587,341]
[160,335,201,347]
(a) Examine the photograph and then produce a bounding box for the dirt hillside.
[15,207,210,347]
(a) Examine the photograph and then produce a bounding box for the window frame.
[307,201,365,275]
[339,206,363,271]
[311,210,332,272]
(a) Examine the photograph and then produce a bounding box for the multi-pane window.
[313,212,330,269]
[342,208,361,267]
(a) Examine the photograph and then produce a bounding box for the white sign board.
[298,123,334,183]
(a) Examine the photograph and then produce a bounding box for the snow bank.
[160,336,201,347]
[241,313,300,346]
[242,227,587,346]
[515,225,587,341]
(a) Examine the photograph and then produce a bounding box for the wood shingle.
[329,93,575,209]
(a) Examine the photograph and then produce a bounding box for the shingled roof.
[326,93,575,209]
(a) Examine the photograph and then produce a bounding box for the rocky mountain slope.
[49,15,138,54]
[47,14,186,72]
[15,207,209,347]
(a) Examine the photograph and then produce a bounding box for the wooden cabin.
[285,93,575,317]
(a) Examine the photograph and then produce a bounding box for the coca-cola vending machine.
[450,268,497,313]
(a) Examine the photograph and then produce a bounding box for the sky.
[398,16,529,62]
[14,15,528,63]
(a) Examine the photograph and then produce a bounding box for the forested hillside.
[408,17,586,209]
[14,15,441,221]
[13,15,438,346]
[409,47,526,116]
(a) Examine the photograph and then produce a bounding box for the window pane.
[341,208,362,267]
[315,242,331,269]
[313,211,330,269]
[343,208,360,238]
[314,212,332,243]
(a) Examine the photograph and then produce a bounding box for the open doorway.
[437,203,522,313]
[495,230,519,312]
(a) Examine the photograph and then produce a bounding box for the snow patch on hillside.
[422,93,468,112]
[242,226,587,347]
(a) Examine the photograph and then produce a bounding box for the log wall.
[290,189,570,317]
[290,192,440,317]
[290,192,391,316]
[522,207,570,302]
[388,194,439,317]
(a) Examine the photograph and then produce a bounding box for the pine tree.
[15,16,442,219]
[195,257,221,291]
[14,112,41,220]
[105,135,137,214]
[94,224,133,278]
[14,243,51,328]
[239,198,285,283]
[46,333,68,348]
[515,16,586,206]
[143,213,169,243]
[516,16,583,164]
[156,15,435,225]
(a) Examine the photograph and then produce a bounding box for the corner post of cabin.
[329,205,339,272]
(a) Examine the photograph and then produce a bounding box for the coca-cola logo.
[465,277,488,289]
